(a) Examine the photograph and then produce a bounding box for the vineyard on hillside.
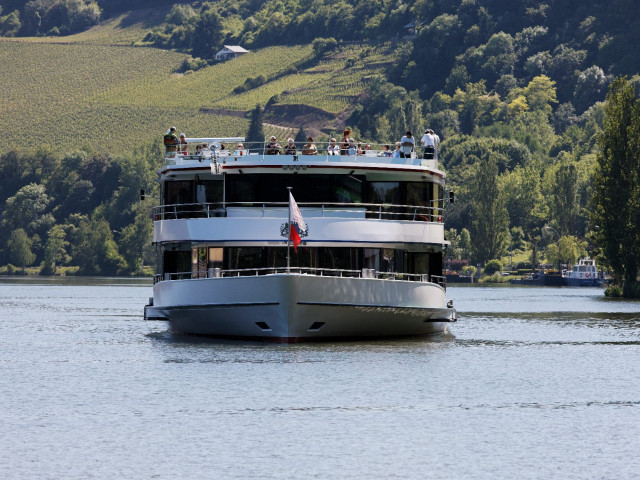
[1,34,385,153]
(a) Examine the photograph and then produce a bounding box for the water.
[1,278,639,479]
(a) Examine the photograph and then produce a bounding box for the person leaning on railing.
[265,136,282,155]
[302,137,317,155]
[179,133,188,155]
[284,138,297,155]
[327,138,340,155]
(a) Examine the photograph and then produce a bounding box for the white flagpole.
[287,186,292,273]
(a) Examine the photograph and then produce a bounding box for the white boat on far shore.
[563,257,604,287]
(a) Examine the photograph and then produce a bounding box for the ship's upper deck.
[161,137,445,183]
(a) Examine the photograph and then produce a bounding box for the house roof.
[403,21,423,29]
[221,45,249,53]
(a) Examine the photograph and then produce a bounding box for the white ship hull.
[147,274,455,342]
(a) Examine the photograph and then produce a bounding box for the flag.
[289,192,307,232]
[289,192,306,253]
[290,224,301,252]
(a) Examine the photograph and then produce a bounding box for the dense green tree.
[0,7,21,36]
[118,206,152,274]
[72,215,126,275]
[7,228,35,271]
[41,224,69,275]
[246,104,265,149]
[2,183,53,236]
[294,126,307,145]
[190,4,224,60]
[499,164,546,233]
[590,77,640,294]
[468,154,510,264]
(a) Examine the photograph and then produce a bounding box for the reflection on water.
[0,278,639,479]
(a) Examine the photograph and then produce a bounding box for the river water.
[1,278,639,479]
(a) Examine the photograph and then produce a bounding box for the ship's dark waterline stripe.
[164,302,279,310]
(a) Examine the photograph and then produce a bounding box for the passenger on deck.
[356,142,364,155]
[378,145,392,157]
[302,137,318,155]
[431,129,440,157]
[327,138,340,155]
[163,126,179,156]
[421,129,435,159]
[195,144,203,156]
[392,142,401,158]
[284,138,297,155]
[234,143,244,156]
[340,129,351,155]
[179,133,188,155]
[265,136,282,155]
[347,138,358,156]
[399,131,415,158]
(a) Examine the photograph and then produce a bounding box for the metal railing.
[164,140,439,165]
[153,267,447,288]
[153,201,444,223]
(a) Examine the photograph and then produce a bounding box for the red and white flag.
[289,192,306,253]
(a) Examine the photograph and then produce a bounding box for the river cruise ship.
[144,137,456,341]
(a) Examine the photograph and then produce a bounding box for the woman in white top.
[327,138,340,155]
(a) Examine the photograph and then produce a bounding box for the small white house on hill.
[215,45,249,61]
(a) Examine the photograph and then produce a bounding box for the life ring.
[585,272,591,278]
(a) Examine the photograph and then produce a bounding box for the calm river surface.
[1,277,639,479]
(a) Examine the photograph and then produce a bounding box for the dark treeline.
[0,145,159,275]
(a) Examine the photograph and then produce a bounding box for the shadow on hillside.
[118,8,168,29]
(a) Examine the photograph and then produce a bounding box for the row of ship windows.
[163,174,444,207]
[162,246,443,277]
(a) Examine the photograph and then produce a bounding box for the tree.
[8,228,35,272]
[119,207,152,274]
[190,4,223,60]
[484,259,503,275]
[590,77,640,295]
[294,126,307,145]
[469,154,510,265]
[72,215,126,275]
[548,161,580,235]
[246,104,265,150]
[2,183,51,234]
[41,224,69,275]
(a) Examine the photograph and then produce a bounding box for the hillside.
[2,0,640,279]
[0,6,394,152]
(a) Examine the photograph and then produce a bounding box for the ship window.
[209,247,223,263]
[225,174,364,204]
[197,180,223,204]
[163,250,190,274]
[405,182,432,207]
[367,182,400,204]
[164,181,193,205]
[227,247,265,270]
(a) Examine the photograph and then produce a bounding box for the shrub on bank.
[605,285,623,297]
[484,259,502,275]
[479,273,510,283]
